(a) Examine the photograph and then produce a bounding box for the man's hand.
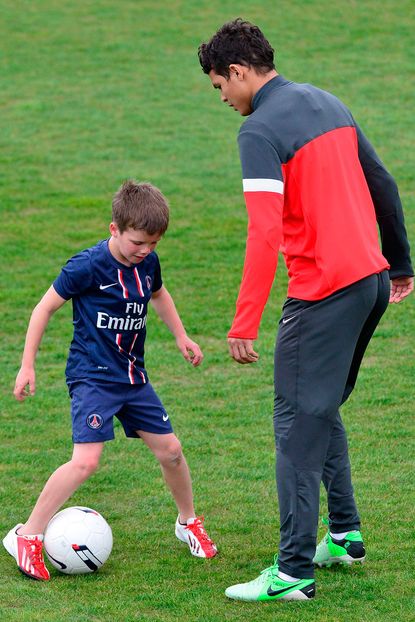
[389,276,414,303]
[176,335,204,367]
[228,337,259,364]
[14,367,36,401]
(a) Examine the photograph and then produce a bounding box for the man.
[198,18,413,601]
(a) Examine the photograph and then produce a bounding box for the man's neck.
[251,70,278,98]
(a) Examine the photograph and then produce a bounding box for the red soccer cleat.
[3,524,50,581]
[175,515,217,558]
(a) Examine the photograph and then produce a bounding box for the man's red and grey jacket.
[229,75,413,339]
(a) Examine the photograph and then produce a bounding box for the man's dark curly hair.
[198,18,275,78]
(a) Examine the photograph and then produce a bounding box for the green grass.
[0,1,414,621]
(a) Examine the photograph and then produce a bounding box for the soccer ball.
[44,506,113,574]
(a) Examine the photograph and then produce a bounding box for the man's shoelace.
[260,554,280,581]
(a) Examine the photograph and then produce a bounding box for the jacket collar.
[252,74,291,111]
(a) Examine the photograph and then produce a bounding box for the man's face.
[209,68,253,116]
[109,224,161,266]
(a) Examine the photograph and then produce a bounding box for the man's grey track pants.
[274,271,390,578]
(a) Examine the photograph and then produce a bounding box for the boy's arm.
[14,286,67,401]
[150,285,203,367]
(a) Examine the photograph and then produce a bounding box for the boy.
[198,19,413,601]
[4,180,217,581]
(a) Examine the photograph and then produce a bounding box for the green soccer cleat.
[313,520,366,568]
[225,558,315,602]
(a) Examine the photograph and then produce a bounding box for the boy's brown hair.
[112,180,170,234]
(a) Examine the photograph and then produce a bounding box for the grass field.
[0,1,414,621]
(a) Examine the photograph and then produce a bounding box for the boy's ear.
[109,222,119,237]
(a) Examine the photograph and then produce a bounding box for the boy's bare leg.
[19,442,104,535]
[138,431,195,521]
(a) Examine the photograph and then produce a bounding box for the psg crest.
[87,413,103,430]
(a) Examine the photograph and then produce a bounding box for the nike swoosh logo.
[267,583,300,597]
[282,315,296,324]
[99,283,118,290]
[162,414,169,422]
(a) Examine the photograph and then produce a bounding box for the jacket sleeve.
[228,125,284,340]
[356,124,413,278]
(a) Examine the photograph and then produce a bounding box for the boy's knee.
[71,454,100,478]
[157,437,183,467]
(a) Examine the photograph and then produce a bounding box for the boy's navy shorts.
[67,378,174,443]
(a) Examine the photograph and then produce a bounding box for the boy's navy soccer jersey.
[53,239,162,384]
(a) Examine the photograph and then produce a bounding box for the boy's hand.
[14,367,36,401]
[176,335,204,367]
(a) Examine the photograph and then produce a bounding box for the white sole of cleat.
[281,591,312,601]
[225,586,315,601]
[315,555,365,568]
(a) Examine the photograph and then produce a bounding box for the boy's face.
[109,224,162,266]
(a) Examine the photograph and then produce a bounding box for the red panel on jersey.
[229,127,389,340]
[228,191,283,339]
